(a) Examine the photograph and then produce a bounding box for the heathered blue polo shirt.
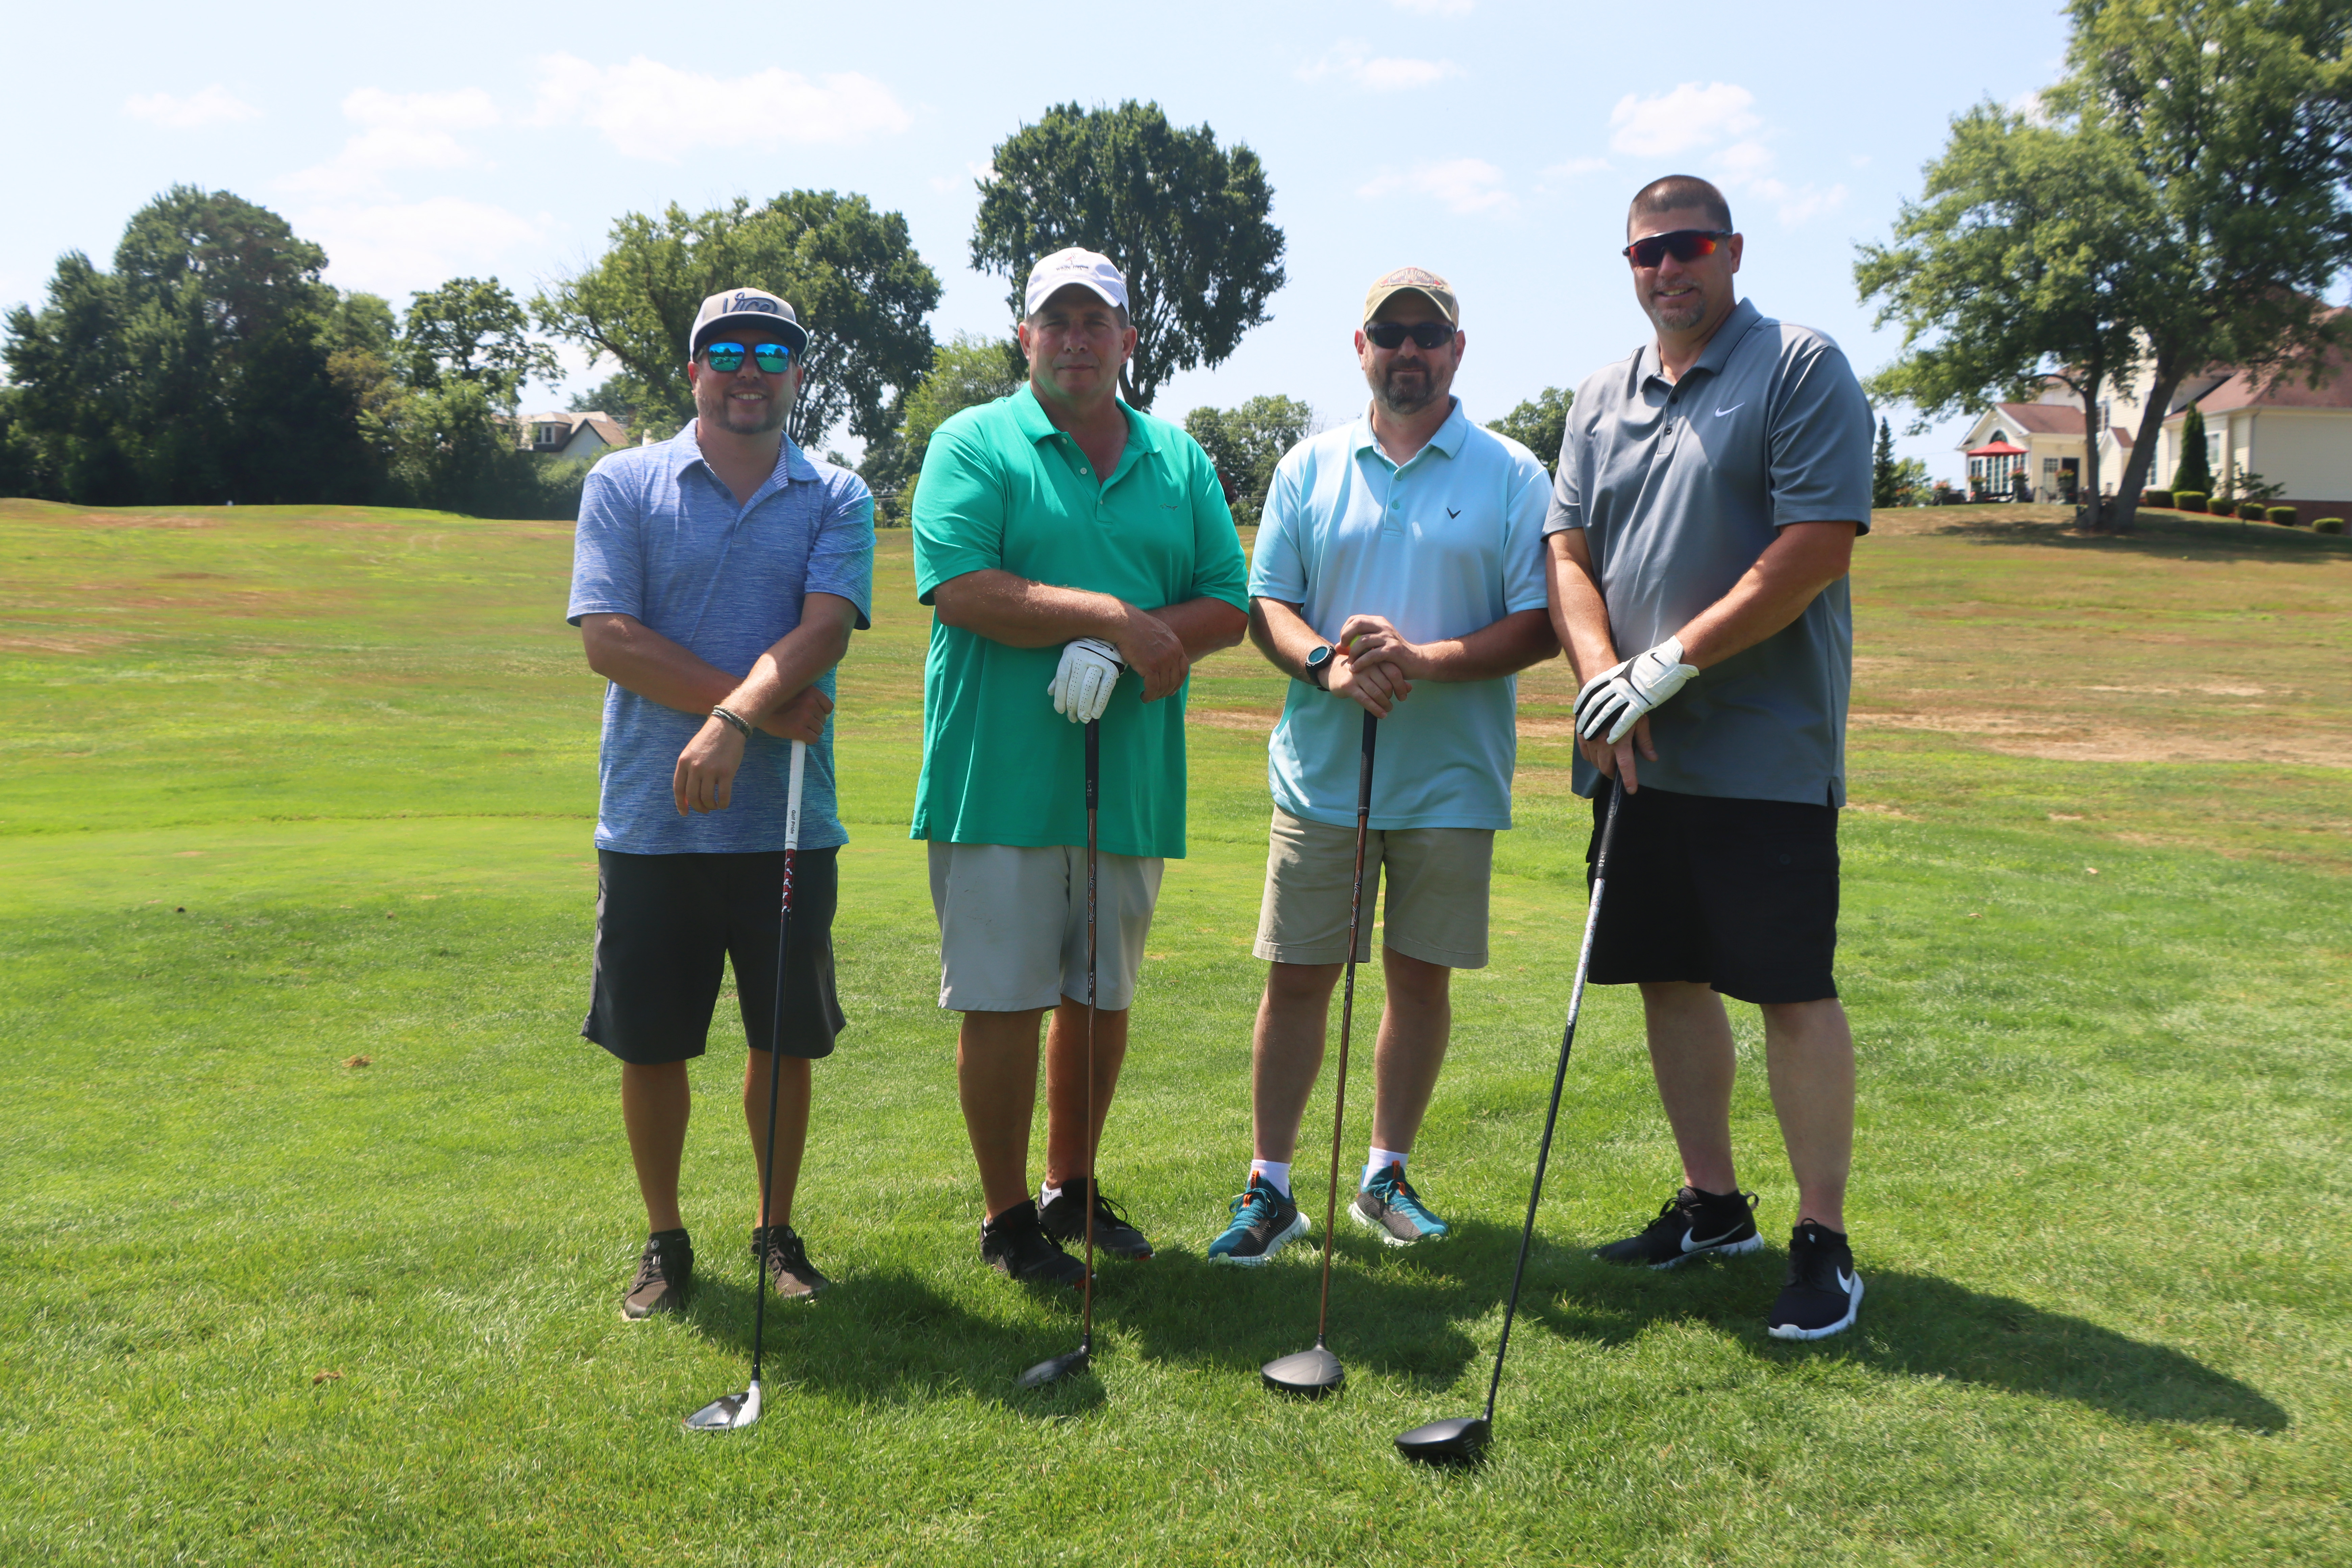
[567,423,875,854]
[1250,398,1552,831]
[1545,299,1873,806]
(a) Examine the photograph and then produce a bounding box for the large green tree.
[401,277,557,406]
[1182,394,1313,526]
[534,192,939,451]
[1856,105,2158,524]
[1489,386,1573,477]
[972,101,1285,410]
[858,332,1024,523]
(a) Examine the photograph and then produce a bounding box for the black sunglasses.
[1363,320,1454,350]
[701,341,794,373]
[1622,229,1733,268]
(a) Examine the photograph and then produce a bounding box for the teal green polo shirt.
[910,385,1248,858]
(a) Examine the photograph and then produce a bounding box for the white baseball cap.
[1023,248,1128,317]
[688,287,810,359]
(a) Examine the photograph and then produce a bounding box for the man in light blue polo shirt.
[568,286,874,1321]
[1207,267,1557,1265]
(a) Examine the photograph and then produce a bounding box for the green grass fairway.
[3,497,2347,1565]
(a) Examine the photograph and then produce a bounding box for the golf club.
[685,739,808,1433]
[1019,716,1102,1389]
[1263,709,1378,1398]
[1395,774,1625,1465]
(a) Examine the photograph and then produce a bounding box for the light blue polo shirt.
[1249,398,1551,831]
[567,423,875,854]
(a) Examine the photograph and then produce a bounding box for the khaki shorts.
[1253,807,1494,969]
[928,841,1164,1012]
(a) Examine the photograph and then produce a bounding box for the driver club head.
[1260,1345,1345,1397]
[1394,1415,1490,1465]
[1016,1347,1092,1389]
[684,1379,763,1432]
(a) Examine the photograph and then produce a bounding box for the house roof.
[1995,402,2087,435]
[2166,310,2352,418]
[578,415,628,447]
[1968,439,2028,457]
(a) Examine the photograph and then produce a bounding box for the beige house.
[517,411,629,462]
[1956,380,2088,500]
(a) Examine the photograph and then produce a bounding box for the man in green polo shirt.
[912,247,1249,1287]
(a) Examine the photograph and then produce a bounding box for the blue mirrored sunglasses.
[702,341,793,373]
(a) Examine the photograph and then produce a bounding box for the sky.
[4,0,2091,482]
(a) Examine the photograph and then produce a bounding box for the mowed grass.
[1,496,2347,1566]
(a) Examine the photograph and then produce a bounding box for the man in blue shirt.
[567,287,875,1319]
[1208,267,1556,1265]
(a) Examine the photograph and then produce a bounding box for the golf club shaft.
[1314,711,1378,1345]
[1481,775,1623,1424]
[1080,717,1099,1350]
[749,739,809,1387]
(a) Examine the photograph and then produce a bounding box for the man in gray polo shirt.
[1543,175,1873,1341]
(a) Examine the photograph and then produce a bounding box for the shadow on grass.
[1524,1250,2288,1432]
[1921,511,2352,566]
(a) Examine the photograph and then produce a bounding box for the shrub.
[2267,506,2300,526]
[2143,488,2174,508]
[2239,500,2268,520]
[2315,517,2344,534]
[2175,491,2208,513]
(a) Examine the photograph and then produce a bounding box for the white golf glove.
[1574,636,1698,743]
[1048,637,1124,724]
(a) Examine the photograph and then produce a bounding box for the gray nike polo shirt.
[1545,298,1873,807]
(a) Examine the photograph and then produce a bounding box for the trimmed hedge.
[2268,506,2301,526]
[2316,518,2345,535]
[2239,500,2269,520]
[2143,488,2174,508]
[2175,491,2209,513]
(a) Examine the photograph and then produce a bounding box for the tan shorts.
[927,841,1164,1012]
[1253,807,1494,969]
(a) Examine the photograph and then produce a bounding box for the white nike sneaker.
[1766,1219,1864,1341]
[1594,1185,1762,1269]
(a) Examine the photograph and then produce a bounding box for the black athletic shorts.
[1584,786,1839,1005]
[583,848,845,1065]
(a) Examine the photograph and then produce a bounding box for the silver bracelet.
[709,705,753,739]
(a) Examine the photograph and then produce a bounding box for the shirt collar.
[1011,383,1158,455]
[1638,297,1763,388]
[1348,395,1468,466]
[666,421,817,490]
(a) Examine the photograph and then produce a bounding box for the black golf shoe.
[621,1228,692,1319]
[752,1223,830,1301]
[1594,1186,1762,1269]
[1038,1176,1154,1260]
[1207,1175,1308,1266]
[980,1198,1089,1288]
[1766,1220,1863,1341]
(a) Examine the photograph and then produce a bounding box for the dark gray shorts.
[1585,787,1839,1005]
[583,847,844,1065]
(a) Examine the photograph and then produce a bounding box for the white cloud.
[123,85,261,130]
[528,55,911,161]
[281,88,503,198]
[2007,89,2053,125]
[1393,0,1474,12]
[1539,156,1611,181]
[1608,82,1759,158]
[1359,158,1515,217]
[1750,178,1848,226]
[1298,39,1463,92]
[931,160,997,195]
[299,197,548,297]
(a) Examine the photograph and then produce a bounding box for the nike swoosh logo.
[1714,402,1745,417]
[1837,1269,1856,1294]
[1683,1227,1742,1252]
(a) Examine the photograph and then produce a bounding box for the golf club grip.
[1357,710,1377,809]
[1483,776,1623,1422]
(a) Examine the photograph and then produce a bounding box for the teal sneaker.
[1207,1174,1309,1266]
[1350,1163,1449,1246]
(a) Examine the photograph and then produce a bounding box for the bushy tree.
[2171,403,2214,494]
[860,332,1023,523]
[401,277,557,405]
[973,101,1285,410]
[1183,394,1313,526]
[535,192,939,452]
[1489,387,1572,476]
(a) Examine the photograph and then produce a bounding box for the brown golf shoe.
[753,1223,830,1301]
[621,1229,693,1319]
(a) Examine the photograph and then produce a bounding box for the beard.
[1372,361,1443,416]
[705,389,789,437]
[1647,289,1709,334]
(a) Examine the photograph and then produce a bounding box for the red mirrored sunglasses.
[1621,229,1733,268]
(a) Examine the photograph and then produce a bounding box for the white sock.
[1039,1181,1064,1209]
[1249,1159,1292,1198]
[1363,1147,1409,1190]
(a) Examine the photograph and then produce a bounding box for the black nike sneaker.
[1038,1176,1154,1260]
[1594,1186,1762,1269]
[621,1228,692,1319]
[1766,1220,1863,1341]
[752,1223,830,1301]
[980,1198,1088,1288]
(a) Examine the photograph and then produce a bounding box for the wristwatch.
[1303,643,1336,690]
